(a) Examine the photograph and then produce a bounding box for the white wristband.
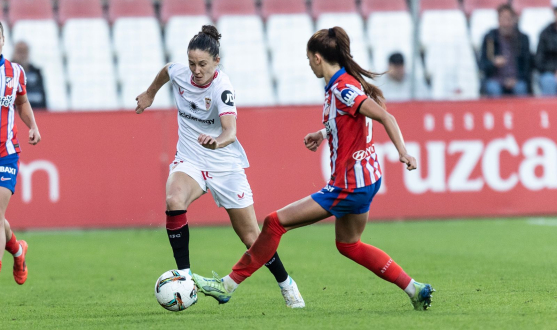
[320,128,328,139]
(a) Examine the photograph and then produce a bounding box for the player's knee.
[165,194,186,210]
[336,240,359,258]
[240,230,259,248]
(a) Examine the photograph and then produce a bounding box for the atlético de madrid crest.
[204,97,212,110]
[5,77,14,89]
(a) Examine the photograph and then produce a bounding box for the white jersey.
[168,63,249,171]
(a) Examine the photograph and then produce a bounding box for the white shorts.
[169,159,254,209]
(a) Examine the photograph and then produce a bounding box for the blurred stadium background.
[2,0,557,229]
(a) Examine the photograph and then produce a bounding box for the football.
[154,270,198,312]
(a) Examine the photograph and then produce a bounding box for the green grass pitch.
[1,218,556,329]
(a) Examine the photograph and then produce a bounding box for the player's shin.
[230,212,286,284]
[336,240,412,289]
[165,210,190,271]
[264,252,288,283]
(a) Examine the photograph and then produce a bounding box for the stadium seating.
[59,0,118,110]
[108,0,155,22]
[211,0,257,21]
[419,0,459,11]
[261,0,308,18]
[58,0,103,23]
[12,21,68,111]
[162,0,211,64]
[110,0,171,109]
[311,0,357,18]
[366,2,413,73]
[361,0,407,17]
[314,0,371,72]
[264,0,322,105]
[8,0,54,24]
[215,0,276,106]
[420,1,479,99]
[161,0,207,23]
[516,0,554,53]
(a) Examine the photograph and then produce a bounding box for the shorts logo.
[204,97,212,110]
[0,166,16,175]
[202,171,212,180]
[237,192,245,200]
[1,177,11,181]
[221,90,234,106]
[352,146,376,161]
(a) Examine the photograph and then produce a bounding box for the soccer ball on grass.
[154,270,198,311]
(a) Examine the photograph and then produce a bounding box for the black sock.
[165,210,190,270]
[264,252,289,283]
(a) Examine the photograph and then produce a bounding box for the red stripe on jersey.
[362,158,372,186]
[17,64,26,95]
[191,71,219,89]
[219,112,236,117]
[0,61,14,157]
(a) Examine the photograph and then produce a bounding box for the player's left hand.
[29,127,41,145]
[198,134,218,150]
[400,154,417,171]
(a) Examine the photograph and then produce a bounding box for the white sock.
[13,244,22,258]
[404,279,416,297]
[222,275,239,293]
[278,276,292,289]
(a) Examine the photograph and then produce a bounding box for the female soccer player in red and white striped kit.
[193,27,435,310]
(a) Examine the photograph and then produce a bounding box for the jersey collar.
[191,71,219,89]
[325,67,346,92]
[0,55,5,67]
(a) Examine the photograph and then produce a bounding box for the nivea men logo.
[0,95,14,107]
[221,90,235,106]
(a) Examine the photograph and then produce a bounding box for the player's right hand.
[400,154,417,171]
[135,91,154,114]
[304,131,324,152]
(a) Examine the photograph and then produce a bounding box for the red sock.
[336,240,412,290]
[230,212,286,284]
[5,233,19,255]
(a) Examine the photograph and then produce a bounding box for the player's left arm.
[358,98,416,171]
[15,94,41,145]
[198,115,236,150]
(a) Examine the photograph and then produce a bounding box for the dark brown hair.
[497,4,516,16]
[307,27,385,107]
[188,25,221,59]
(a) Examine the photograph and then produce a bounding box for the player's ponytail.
[188,25,221,59]
[307,27,385,107]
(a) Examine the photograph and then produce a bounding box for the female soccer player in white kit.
[135,25,304,308]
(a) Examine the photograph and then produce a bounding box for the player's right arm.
[135,63,172,114]
[358,98,417,171]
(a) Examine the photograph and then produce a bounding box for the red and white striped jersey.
[0,56,26,157]
[322,68,382,191]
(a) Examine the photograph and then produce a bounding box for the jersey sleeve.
[332,81,367,117]
[215,81,237,117]
[16,64,27,96]
[167,62,186,83]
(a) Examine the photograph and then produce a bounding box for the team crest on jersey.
[5,77,14,89]
[204,97,212,110]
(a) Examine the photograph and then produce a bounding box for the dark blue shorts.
[311,178,382,218]
[0,153,19,194]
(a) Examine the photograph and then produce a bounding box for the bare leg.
[0,187,12,262]
[164,171,204,270]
